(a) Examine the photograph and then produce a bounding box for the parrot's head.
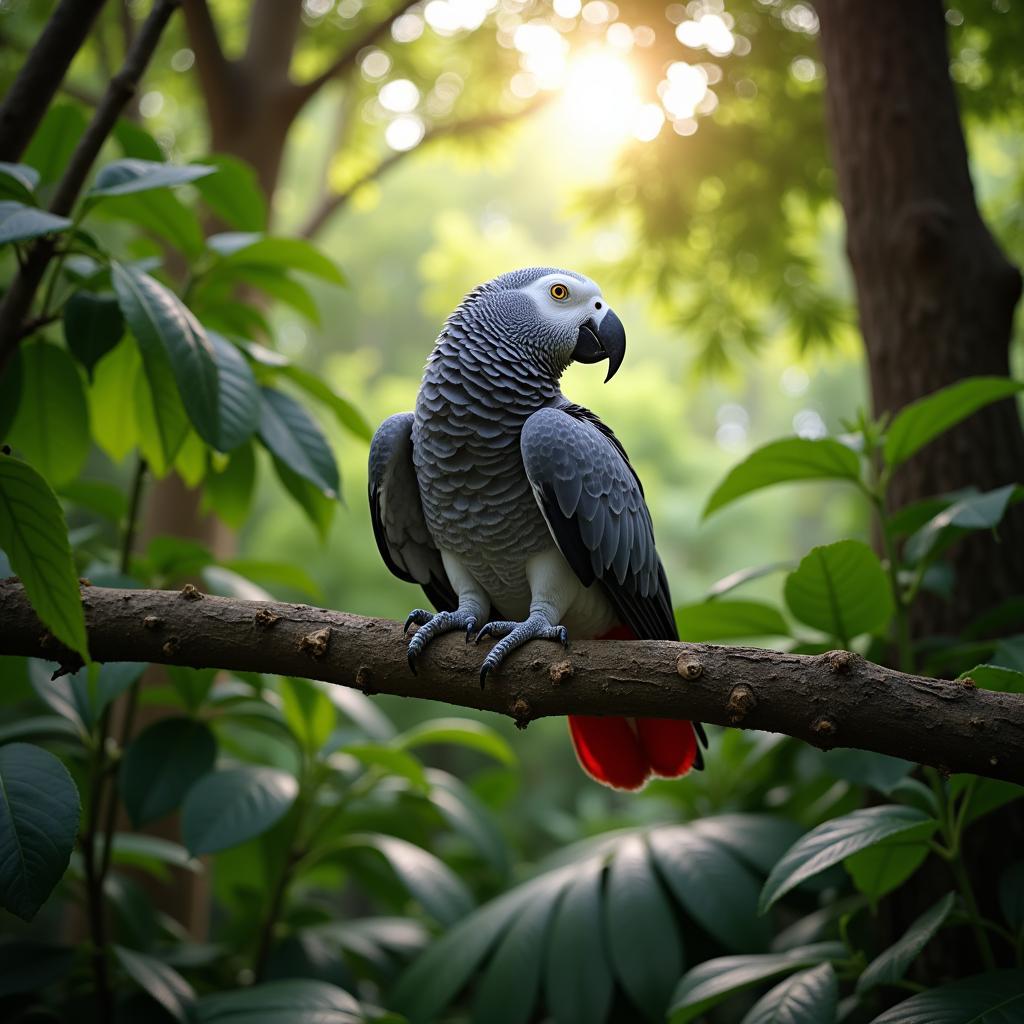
[453,266,627,383]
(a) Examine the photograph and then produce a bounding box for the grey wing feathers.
[520,405,679,642]
[368,412,457,612]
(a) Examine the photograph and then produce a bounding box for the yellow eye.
[549,283,570,301]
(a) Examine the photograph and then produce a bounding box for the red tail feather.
[567,625,702,790]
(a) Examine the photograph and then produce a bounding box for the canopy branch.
[2,580,1022,784]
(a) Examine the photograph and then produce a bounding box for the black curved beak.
[572,308,626,382]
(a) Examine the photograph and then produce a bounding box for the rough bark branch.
[3,581,1022,785]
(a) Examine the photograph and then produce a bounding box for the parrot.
[368,267,707,789]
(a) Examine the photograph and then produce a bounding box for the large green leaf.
[843,821,935,900]
[905,484,1021,564]
[114,945,196,1024]
[783,540,893,642]
[132,334,191,474]
[426,768,508,873]
[669,944,846,1024]
[88,339,141,462]
[181,767,298,855]
[649,827,769,951]
[7,341,89,486]
[197,978,361,1024]
[692,815,805,877]
[273,457,336,538]
[259,388,339,497]
[0,455,88,658]
[121,717,218,826]
[396,717,516,766]
[760,806,933,912]
[279,677,336,754]
[207,331,260,451]
[0,743,80,921]
[30,659,144,733]
[544,859,613,1024]
[961,664,1024,694]
[676,599,790,642]
[0,201,71,244]
[703,438,862,519]
[606,835,683,1020]
[63,291,124,379]
[281,363,373,442]
[22,102,87,183]
[0,162,40,203]
[89,158,215,197]
[203,442,256,529]
[100,188,205,258]
[217,235,346,285]
[740,963,837,1024]
[869,969,1024,1023]
[194,153,267,231]
[112,262,220,447]
[857,892,955,995]
[884,377,1024,468]
[819,750,913,795]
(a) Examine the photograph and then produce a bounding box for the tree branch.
[3,581,1022,784]
[181,0,234,130]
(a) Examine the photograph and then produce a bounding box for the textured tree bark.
[3,581,1022,784]
[816,0,1024,637]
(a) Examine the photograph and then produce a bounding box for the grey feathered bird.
[369,267,705,789]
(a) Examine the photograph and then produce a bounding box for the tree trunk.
[816,0,1024,640]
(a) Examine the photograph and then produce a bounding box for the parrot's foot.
[405,609,478,674]
[475,613,568,688]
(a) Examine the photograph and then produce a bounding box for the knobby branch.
[2,580,1022,784]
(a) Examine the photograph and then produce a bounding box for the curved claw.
[408,651,418,675]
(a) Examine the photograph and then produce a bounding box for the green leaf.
[112,118,164,160]
[196,978,361,1024]
[783,540,893,642]
[259,388,339,497]
[22,102,87,184]
[0,162,40,203]
[7,341,89,486]
[961,664,1024,693]
[0,743,80,920]
[760,806,933,913]
[88,339,140,462]
[649,827,769,952]
[544,859,613,1024]
[707,561,795,599]
[0,715,79,745]
[693,814,805,877]
[208,331,259,451]
[426,768,508,872]
[99,188,205,258]
[606,835,683,1020]
[181,767,298,855]
[167,666,217,713]
[63,291,124,379]
[820,750,914,794]
[194,153,267,231]
[59,479,127,523]
[113,945,195,1024]
[739,963,837,1024]
[273,456,336,539]
[0,939,73,996]
[869,969,1024,1023]
[905,484,1021,564]
[843,821,935,900]
[120,717,218,826]
[999,863,1024,932]
[113,262,221,447]
[342,833,474,926]
[857,892,955,995]
[203,443,256,528]
[472,884,561,1024]
[884,377,1024,468]
[220,263,321,322]
[0,455,88,659]
[89,158,215,197]
[669,944,846,1024]
[676,599,790,642]
[395,717,517,766]
[0,200,71,244]
[108,832,200,878]
[279,677,336,753]
[218,235,346,285]
[703,438,862,519]
[31,659,143,733]
[342,743,428,789]
[280,363,373,442]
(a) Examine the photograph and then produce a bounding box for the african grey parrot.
[368,267,706,789]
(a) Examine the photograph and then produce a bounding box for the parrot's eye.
[549,283,570,301]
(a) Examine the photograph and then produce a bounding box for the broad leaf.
[704,438,861,519]
[606,835,683,1020]
[669,943,846,1023]
[100,188,205,258]
[0,455,88,658]
[905,484,1021,564]
[396,717,516,766]
[121,717,218,826]
[884,377,1024,468]
[676,599,790,642]
[282,363,373,442]
[22,102,87,184]
[63,291,124,379]
[0,162,39,203]
[843,821,935,900]
[869,969,1024,1023]
[89,158,215,197]
[114,945,195,1024]
[30,659,144,733]
[109,833,200,879]
[203,443,256,529]
[740,963,837,1024]
[274,455,336,537]
[760,806,933,912]
[692,815,805,877]
[820,750,914,794]
[218,235,346,284]
[208,331,260,451]
[194,153,267,230]
[961,664,1024,694]
[113,117,164,160]
[113,262,220,447]
[259,388,339,497]
[60,479,127,523]
[88,339,141,462]
[181,767,298,855]
[7,341,89,486]
[0,743,80,921]
[196,978,361,1024]
[784,540,893,642]
[857,892,955,994]
[279,677,336,753]
[132,323,193,474]
[0,200,71,244]
[426,768,508,872]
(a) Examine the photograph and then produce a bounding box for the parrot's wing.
[521,404,678,641]
[368,412,457,612]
